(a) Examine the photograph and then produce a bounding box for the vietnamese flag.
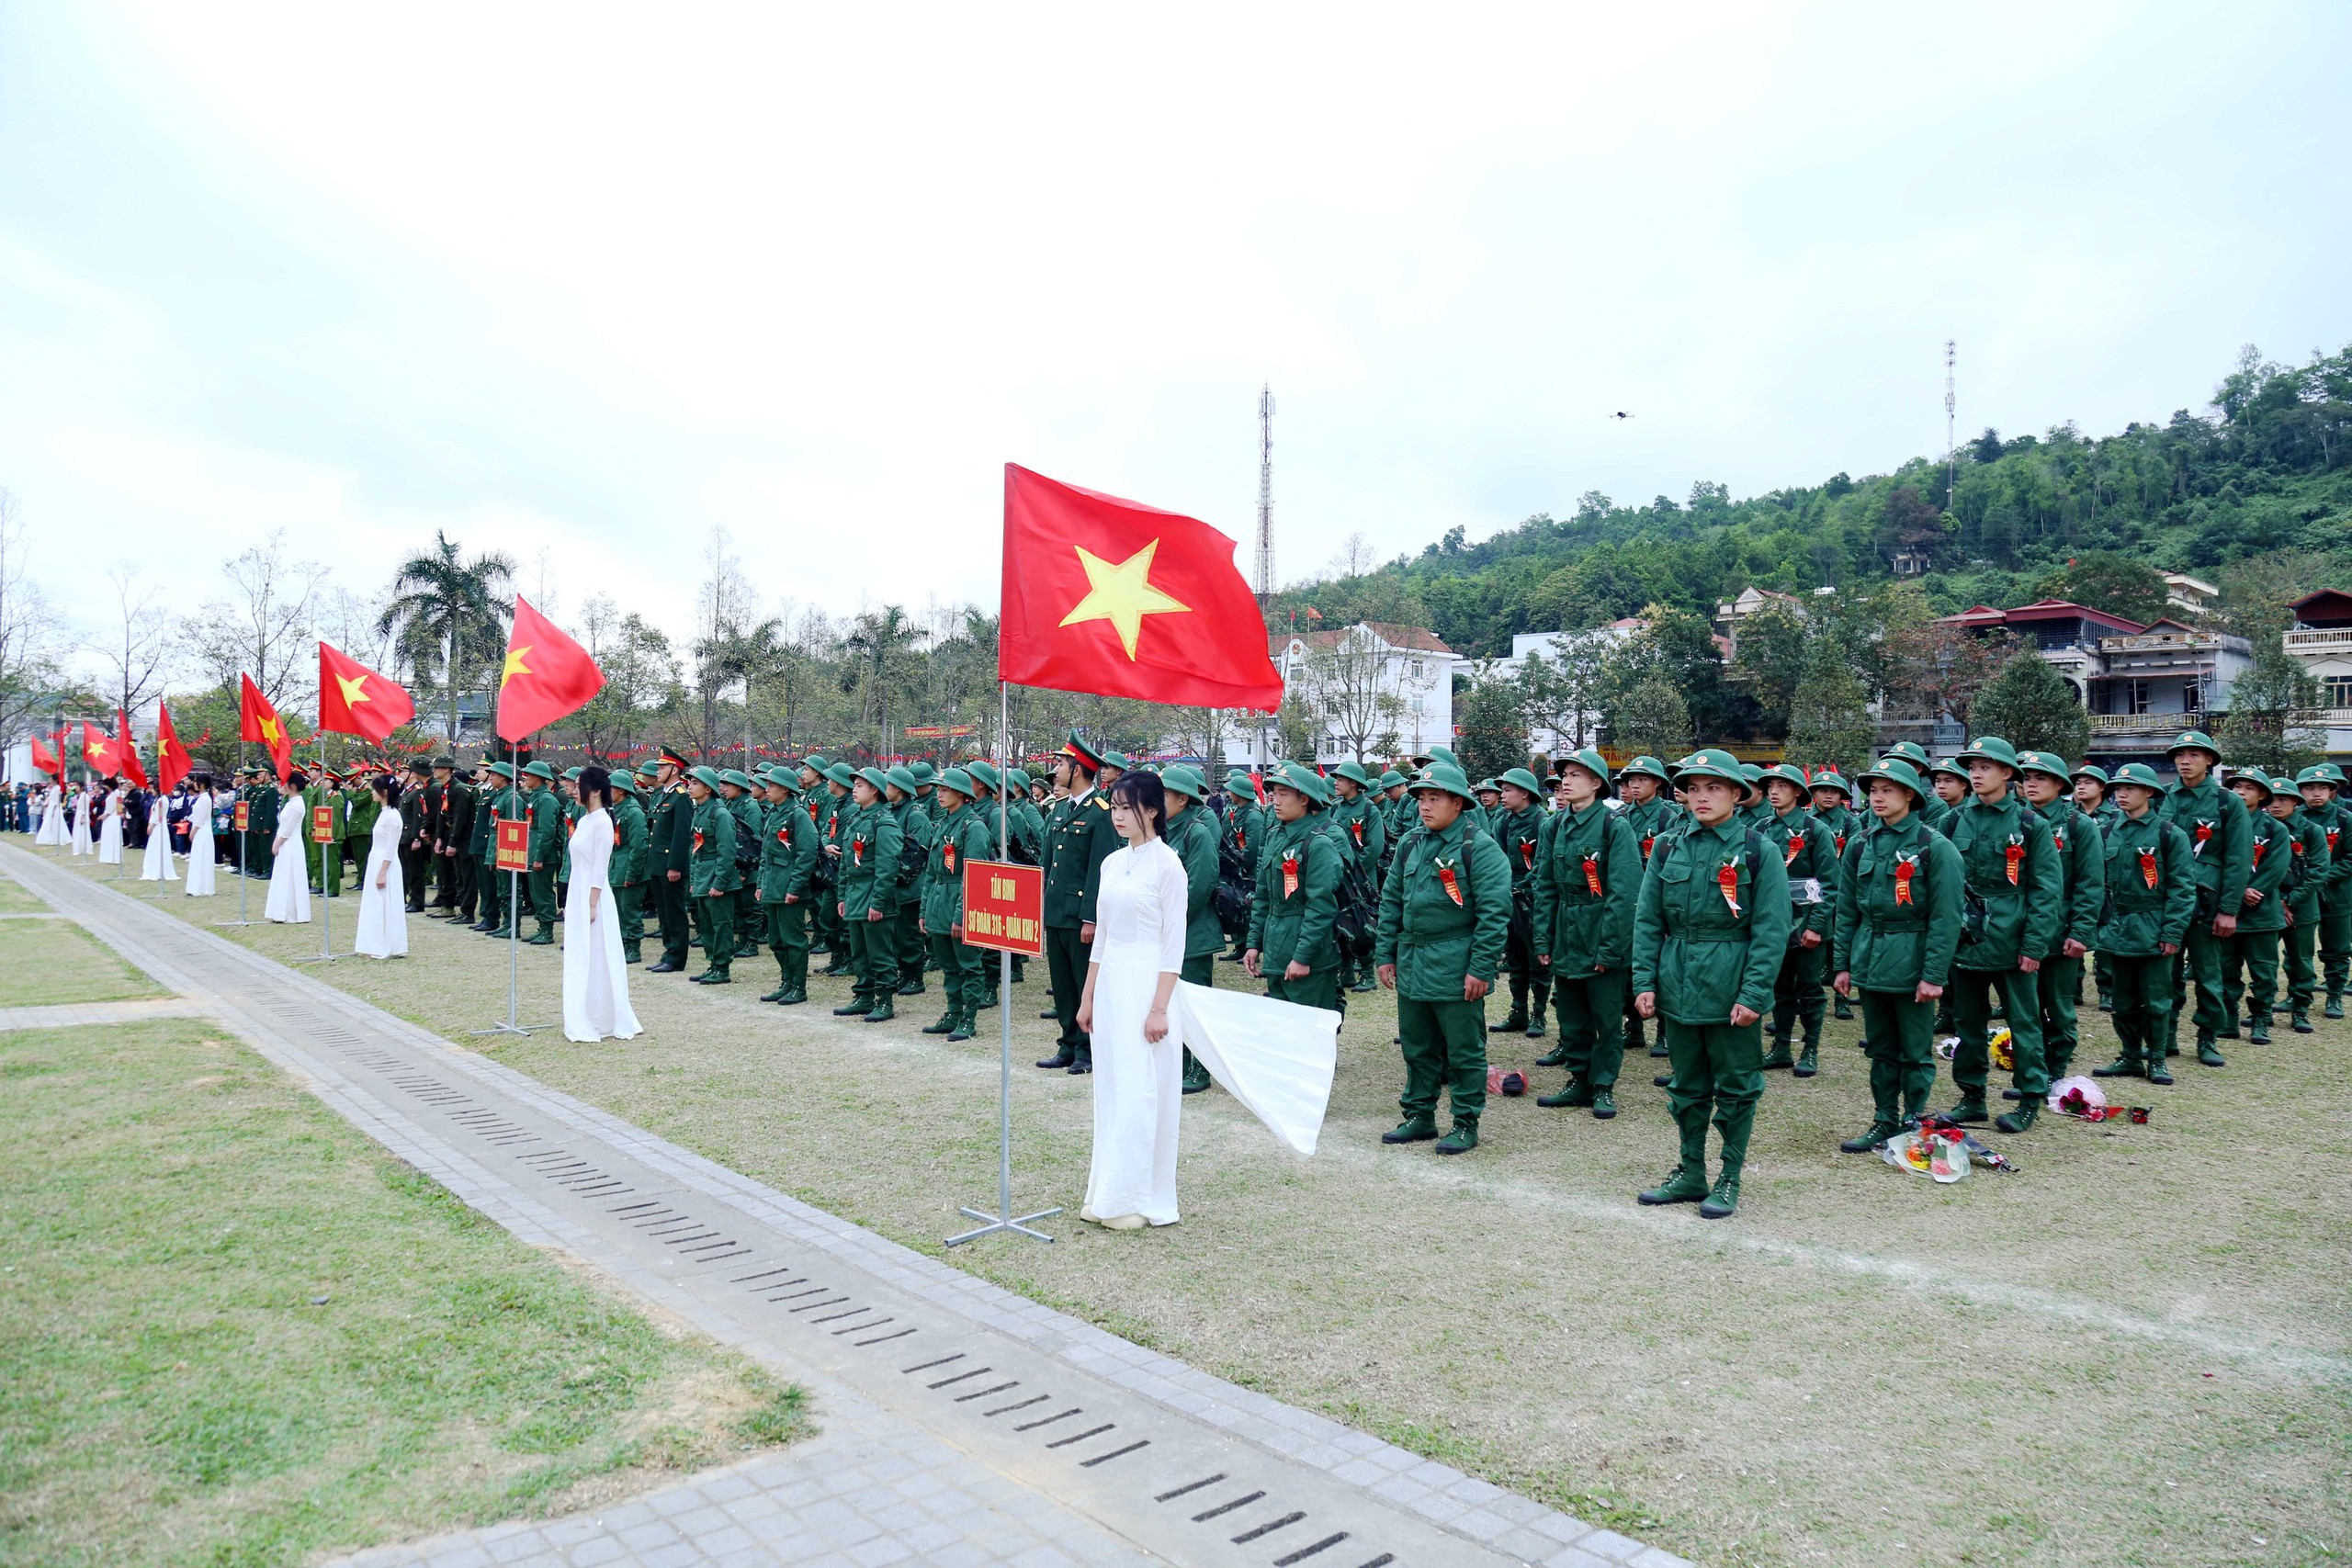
[82,721,119,778]
[241,673,293,784]
[154,704,191,792]
[29,734,60,778]
[318,641,416,742]
[999,465,1283,711]
[115,708,149,790]
[496,595,604,742]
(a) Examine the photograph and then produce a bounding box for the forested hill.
[1274,343,2352,659]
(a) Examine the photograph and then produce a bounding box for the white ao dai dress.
[353,807,407,957]
[562,807,640,1042]
[97,788,125,863]
[184,791,217,897]
[139,795,175,881]
[37,784,65,845]
[265,795,311,923]
[1083,837,1190,1226]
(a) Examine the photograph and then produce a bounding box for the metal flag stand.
[473,737,547,1038]
[292,787,339,964]
[945,681,1058,1247]
[217,769,254,927]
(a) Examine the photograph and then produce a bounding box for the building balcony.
[2285,627,2352,658]
[2088,713,2202,735]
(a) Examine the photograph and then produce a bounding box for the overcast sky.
[3,3,2346,666]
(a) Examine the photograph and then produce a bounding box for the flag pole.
[473,730,544,1037]
[945,680,1057,1247]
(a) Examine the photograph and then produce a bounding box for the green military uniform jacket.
[611,794,648,886]
[2281,805,2332,922]
[645,782,694,881]
[687,795,742,896]
[1530,799,1640,972]
[1631,818,1792,1025]
[1374,814,1511,1000]
[2237,809,2294,933]
[1809,803,1861,866]
[918,802,991,933]
[1945,794,2063,969]
[469,781,499,862]
[1758,804,1832,942]
[523,786,564,870]
[2159,778,2252,919]
[2097,808,2197,957]
[2316,797,2352,900]
[1616,796,1682,868]
[890,798,933,913]
[560,796,583,880]
[1247,811,1343,975]
[478,784,516,862]
[1833,811,1964,991]
[1223,798,1262,879]
[2039,803,2106,960]
[1493,805,1544,892]
[836,800,899,919]
[757,797,818,903]
[344,785,381,852]
[1167,802,1225,960]
[1006,794,1045,864]
[1330,789,1385,877]
[1042,786,1121,928]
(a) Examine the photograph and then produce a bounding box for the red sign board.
[311,804,337,843]
[495,818,529,873]
[232,801,249,831]
[961,860,1044,955]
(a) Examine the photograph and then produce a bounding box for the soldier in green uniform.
[556,767,584,917]
[518,761,565,944]
[1220,770,1262,962]
[1329,761,1386,992]
[881,766,933,995]
[917,767,991,1038]
[2091,764,2197,1083]
[752,767,817,1004]
[1159,765,1224,1094]
[2158,730,2252,1066]
[999,765,1046,995]
[1487,768,1550,1038]
[1245,761,1344,1016]
[816,764,858,976]
[832,767,902,1019]
[1604,755,1680,1066]
[1807,771,1862,1021]
[642,750,695,971]
[1375,769,1409,878]
[2073,762,2122,1010]
[1939,736,2061,1132]
[2221,770,2293,1045]
[343,764,381,895]
[301,767,346,897]
[796,756,842,962]
[1531,749,1639,1119]
[475,761,517,936]
[1038,737,1121,1074]
[1923,757,1970,835]
[681,766,740,983]
[1375,762,1510,1155]
[1755,763,1830,1076]
[2014,751,2105,1086]
[462,761,498,931]
[1831,758,1963,1151]
[608,772,649,965]
[1632,749,1792,1218]
[714,772,760,958]
[2283,766,2339,1030]
[2299,763,2352,1018]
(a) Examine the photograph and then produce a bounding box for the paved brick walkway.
[6,846,1684,1568]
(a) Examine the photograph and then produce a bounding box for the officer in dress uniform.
[398,761,433,907]
[1037,737,1121,1074]
[917,767,992,1039]
[832,767,901,1019]
[1159,764,1224,1095]
[753,766,817,1004]
[1531,749,1639,1120]
[1488,767,1551,1039]
[2015,751,2105,1087]
[1376,762,1510,1155]
[2158,730,2252,1066]
[2091,765,2197,1083]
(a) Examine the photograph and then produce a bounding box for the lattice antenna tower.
[1254,384,1275,604]
[1943,339,1958,511]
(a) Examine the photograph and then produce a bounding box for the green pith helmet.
[1160,763,1206,800]
[1856,757,1931,809]
[2109,762,2165,795]
[487,761,515,781]
[909,761,937,785]
[2230,768,2275,800]
[1224,769,1256,795]
[430,753,456,770]
[609,773,638,795]
[1498,766,1544,797]
[937,766,978,798]
[884,765,918,795]
[1618,754,1671,785]
[2071,762,2110,786]
[1377,769,1406,790]
[855,766,889,794]
[1475,778,1500,797]
[1005,767,1034,794]
[2014,750,2073,784]
[1883,741,1931,771]
[521,760,557,783]
[824,763,857,788]
[964,760,1001,793]
[1808,770,1852,798]
[1958,735,2019,771]
[1672,749,1747,788]
[2295,764,2341,789]
[1333,759,1374,789]
[1761,762,1809,795]
[1100,750,1133,773]
[1271,761,1330,806]
[1059,732,1104,772]
[713,768,749,791]
[1422,746,1461,770]
[561,766,582,782]
[1410,762,1478,803]
[1555,748,1611,790]
[766,768,802,794]
[688,766,723,791]
[802,753,831,774]
[2167,728,2222,764]
[1928,755,1970,781]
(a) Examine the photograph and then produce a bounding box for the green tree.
[378,531,515,743]
[2035,552,2171,626]
[1968,651,2089,759]
[1454,671,1528,783]
[2217,633,2329,775]
[1784,637,1877,773]
[1729,598,1811,734]
[1611,674,1691,761]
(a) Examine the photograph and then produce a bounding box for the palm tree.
[377,532,516,743]
[841,605,925,752]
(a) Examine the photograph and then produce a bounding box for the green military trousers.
[526,866,558,935]
[478,857,505,930]
[1553,967,1627,1092]
[1950,964,2049,1102]
[2281,908,2321,1012]
[309,837,343,897]
[894,904,926,995]
[2323,882,2352,1000]
[2171,923,2227,1046]
[1858,989,1934,1124]
[846,911,899,1003]
[2108,953,2175,1069]
[1661,1019,1762,1179]
[650,875,689,967]
[734,884,761,957]
[927,931,983,1025]
[2222,929,2280,1034]
[1769,942,1826,1054]
[1265,968,1341,1013]
[765,898,809,997]
[615,882,643,962]
[2032,953,2084,1081]
[1396,996,1486,1132]
[694,893,735,977]
[1044,923,1090,1060]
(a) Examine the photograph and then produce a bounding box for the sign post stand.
[472,811,544,1038]
[945,682,1057,1247]
[294,800,339,964]
[219,796,254,927]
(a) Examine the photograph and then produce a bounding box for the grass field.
[0,910,164,1007]
[16,842,2351,1567]
[0,873,809,1568]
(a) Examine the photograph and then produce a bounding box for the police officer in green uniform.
[753,766,818,1004]
[2091,765,2197,1083]
[517,761,565,944]
[1832,758,1963,1151]
[683,765,740,983]
[1160,764,1224,1093]
[2222,770,2292,1045]
[1246,761,1344,1014]
[1039,737,1121,1074]
[918,767,992,1038]
[1755,763,1829,1076]
[833,768,902,1019]
[2014,750,2104,1086]
[2158,729,2251,1066]
[1807,771,1862,1021]
[1376,762,1510,1155]
[2296,763,2351,1018]
[1939,736,2061,1132]
[2073,762,2123,1010]
[2279,766,2336,1031]
[1531,749,1639,1119]
[1633,749,1791,1218]
[1329,761,1386,992]
[608,772,649,964]
[883,766,932,995]
[1487,768,1550,1038]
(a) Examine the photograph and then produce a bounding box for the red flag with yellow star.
[114,708,149,790]
[240,673,293,784]
[998,464,1283,710]
[153,703,190,792]
[81,721,119,778]
[495,595,604,742]
[318,641,416,742]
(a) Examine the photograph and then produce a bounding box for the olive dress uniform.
[1040,751,1121,1071]
[1832,763,1964,1147]
[835,779,904,1018]
[609,781,649,964]
[1163,768,1225,1094]
[2274,794,2331,1028]
[2222,791,2293,1043]
[1755,780,1830,1073]
[917,786,992,1036]
[1529,791,1640,1113]
[1631,750,1792,1218]
[1248,782,1344,1015]
[685,780,741,982]
[2157,737,2253,1058]
[1940,740,2064,1126]
[1490,784,1551,1036]
[2091,780,2198,1081]
[643,773,695,969]
[755,778,819,1003]
[1374,766,1511,1151]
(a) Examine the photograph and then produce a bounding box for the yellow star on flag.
[1057,540,1191,660]
[502,646,532,687]
[87,738,108,760]
[336,673,370,705]
[258,716,280,746]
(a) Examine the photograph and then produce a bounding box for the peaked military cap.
[658,745,693,769]
[1060,733,1104,771]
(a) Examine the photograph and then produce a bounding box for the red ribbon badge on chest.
[2192,819,2214,856]
[775,824,792,845]
[1521,838,1536,870]
[2005,832,2024,886]
[2252,837,2267,869]
[1783,830,1804,867]
[2292,838,2305,858]
[1835,831,1848,855]
[2329,828,2341,853]
[1436,854,1464,907]
[1581,852,1602,897]
[943,843,957,873]
[693,829,705,852]
[1350,819,1364,847]
[1894,851,1918,905]
[1237,828,1247,852]
[1639,834,1656,861]
[2138,846,2159,889]
[852,836,865,867]
[1282,851,1301,897]
[1717,859,1741,916]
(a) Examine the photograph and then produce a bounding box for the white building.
[1489,620,1646,755]
[2284,589,2352,761]
[1238,621,1459,766]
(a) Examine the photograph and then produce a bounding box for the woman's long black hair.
[1109,769,1166,840]
[578,765,612,811]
